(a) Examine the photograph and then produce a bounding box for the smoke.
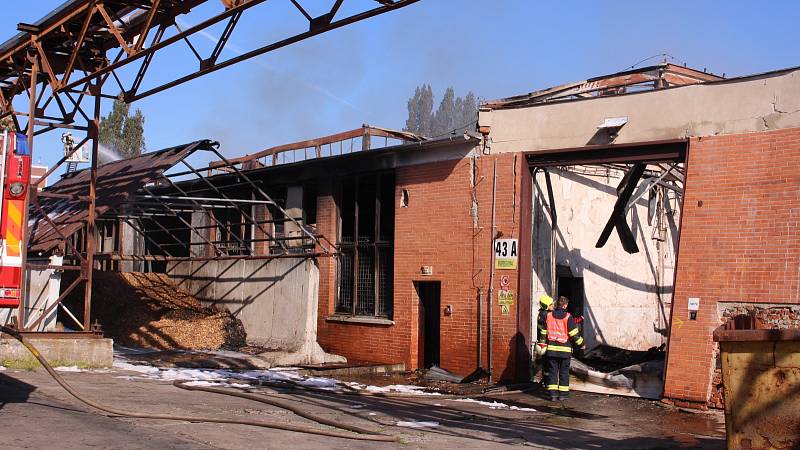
[98,143,123,163]
[177,18,361,112]
[178,14,372,156]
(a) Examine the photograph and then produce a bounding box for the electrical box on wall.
[688,297,700,320]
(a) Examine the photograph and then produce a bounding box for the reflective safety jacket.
[544,308,584,358]
[537,309,549,345]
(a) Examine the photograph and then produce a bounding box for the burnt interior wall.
[531,166,679,352]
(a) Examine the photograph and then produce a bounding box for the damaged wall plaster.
[482,68,800,153]
[531,168,679,351]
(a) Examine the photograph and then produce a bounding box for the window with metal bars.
[335,172,394,318]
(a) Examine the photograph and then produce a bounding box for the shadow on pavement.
[279,388,725,449]
[0,372,35,410]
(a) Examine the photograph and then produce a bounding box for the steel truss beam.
[0,0,417,331]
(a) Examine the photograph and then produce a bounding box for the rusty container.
[713,321,800,450]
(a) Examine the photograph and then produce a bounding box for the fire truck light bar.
[0,288,19,298]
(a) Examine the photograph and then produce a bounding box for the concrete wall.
[1,258,61,330]
[531,168,678,351]
[480,68,800,153]
[166,258,320,352]
[0,338,113,368]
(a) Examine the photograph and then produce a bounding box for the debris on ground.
[570,344,667,399]
[423,365,464,383]
[62,271,246,350]
[580,344,666,372]
[114,347,263,369]
[335,368,492,396]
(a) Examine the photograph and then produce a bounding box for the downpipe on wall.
[487,160,498,378]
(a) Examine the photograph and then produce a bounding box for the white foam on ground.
[510,405,537,412]
[396,421,439,428]
[0,365,6,371]
[54,366,83,372]
[346,382,442,396]
[453,398,536,412]
[112,357,540,413]
[112,358,340,390]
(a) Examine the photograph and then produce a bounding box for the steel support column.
[83,82,101,329]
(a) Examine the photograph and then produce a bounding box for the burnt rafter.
[595,163,646,254]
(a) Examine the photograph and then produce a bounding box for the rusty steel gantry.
[0,0,420,333]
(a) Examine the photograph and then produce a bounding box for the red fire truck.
[0,131,31,308]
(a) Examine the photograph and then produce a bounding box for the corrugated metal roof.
[28,140,213,254]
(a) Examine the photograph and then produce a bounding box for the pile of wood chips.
[82,271,246,350]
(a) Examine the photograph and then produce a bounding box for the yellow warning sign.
[498,289,514,306]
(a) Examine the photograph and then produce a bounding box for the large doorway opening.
[415,281,441,369]
[526,141,686,399]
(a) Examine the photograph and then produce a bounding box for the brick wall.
[252,203,271,255]
[708,303,800,408]
[315,153,528,381]
[664,128,800,404]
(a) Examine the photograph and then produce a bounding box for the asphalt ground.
[0,367,725,449]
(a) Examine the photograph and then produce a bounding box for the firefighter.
[535,294,554,385]
[544,295,584,401]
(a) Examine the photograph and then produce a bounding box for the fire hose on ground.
[0,325,398,443]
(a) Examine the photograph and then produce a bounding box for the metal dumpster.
[713,320,800,450]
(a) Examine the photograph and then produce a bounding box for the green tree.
[98,96,145,163]
[404,85,478,138]
[432,87,456,137]
[122,109,145,157]
[403,84,434,137]
[458,92,478,134]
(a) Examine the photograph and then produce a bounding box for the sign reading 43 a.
[494,239,518,270]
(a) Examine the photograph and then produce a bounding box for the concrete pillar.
[284,185,304,247]
[191,211,212,257]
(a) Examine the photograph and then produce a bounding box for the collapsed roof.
[482,63,724,110]
[28,140,213,254]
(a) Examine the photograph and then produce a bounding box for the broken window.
[213,203,252,256]
[303,183,318,227]
[336,172,395,317]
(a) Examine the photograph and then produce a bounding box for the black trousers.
[546,356,571,395]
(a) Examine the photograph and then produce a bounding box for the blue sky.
[2,0,799,174]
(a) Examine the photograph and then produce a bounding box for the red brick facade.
[311,126,800,396]
[315,153,528,381]
[664,128,800,404]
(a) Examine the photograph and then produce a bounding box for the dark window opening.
[400,188,409,208]
[335,172,395,318]
[303,183,318,227]
[213,205,252,256]
[266,186,288,247]
[557,266,585,320]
